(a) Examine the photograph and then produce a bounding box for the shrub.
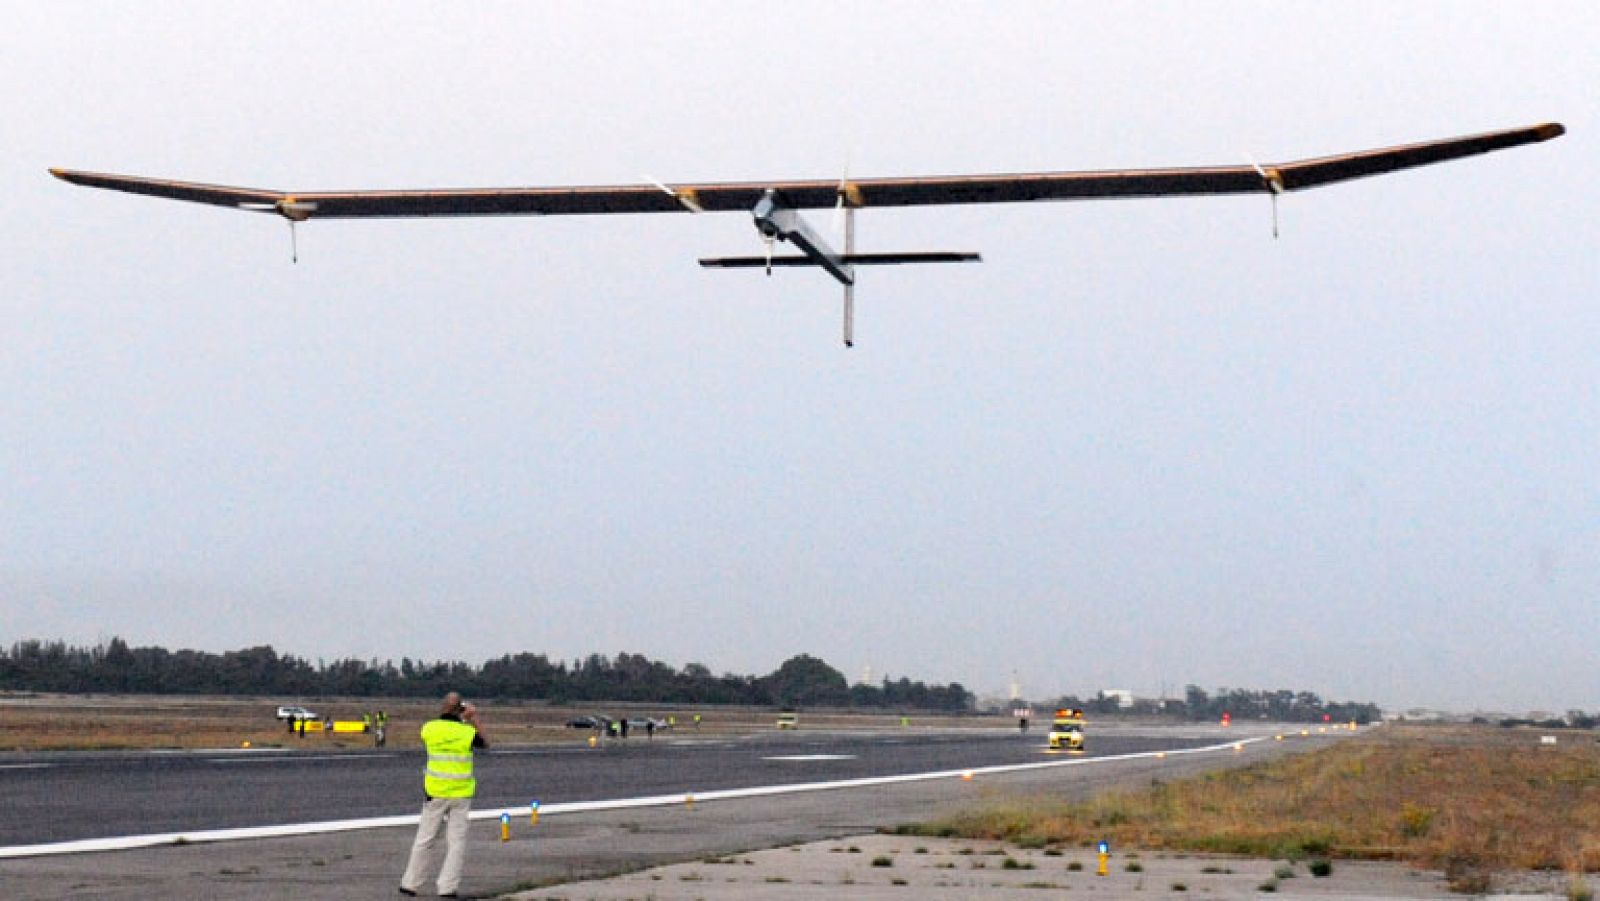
[1400,802,1436,838]
[870,856,893,868]
[1309,859,1333,878]
[1443,856,1494,895]
[1067,861,1084,871]
[1288,835,1333,858]
[1125,861,1144,873]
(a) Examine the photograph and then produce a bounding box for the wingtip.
[48,167,69,180]
[1536,122,1566,141]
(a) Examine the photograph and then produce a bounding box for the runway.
[0,726,1229,846]
[0,723,1332,899]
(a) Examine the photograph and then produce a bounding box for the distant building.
[1101,689,1134,709]
[1399,708,1449,722]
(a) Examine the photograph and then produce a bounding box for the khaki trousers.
[400,796,472,895]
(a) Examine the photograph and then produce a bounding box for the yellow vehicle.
[775,710,799,730]
[1047,708,1085,750]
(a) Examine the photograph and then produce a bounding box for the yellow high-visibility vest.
[420,719,478,798]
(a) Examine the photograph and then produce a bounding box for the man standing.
[400,692,488,898]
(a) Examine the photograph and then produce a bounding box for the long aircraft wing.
[51,123,1564,219]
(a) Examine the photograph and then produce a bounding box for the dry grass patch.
[909,725,1599,878]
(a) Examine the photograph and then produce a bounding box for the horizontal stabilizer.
[700,251,980,269]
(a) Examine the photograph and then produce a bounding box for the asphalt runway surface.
[0,723,1325,899]
[0,726,1221,845]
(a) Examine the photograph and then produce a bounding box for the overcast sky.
[4,3,1595,714]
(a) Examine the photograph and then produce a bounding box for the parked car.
[276,705,319,721]
[565,714,611,730]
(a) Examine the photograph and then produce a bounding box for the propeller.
[644,174,704,213]
[239,198,317,263]
[831,157,852,239]
[832,155,870,241]
[239,198,318,220]
[1245,154,1285,239]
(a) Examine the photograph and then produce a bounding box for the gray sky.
[4,3,1595,714]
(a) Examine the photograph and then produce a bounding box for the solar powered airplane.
[52,122,1563,346]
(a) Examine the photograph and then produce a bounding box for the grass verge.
[903,725,1598,880]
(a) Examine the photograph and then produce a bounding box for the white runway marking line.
[207,754,396,764]
[763,754,856,761]
[0,733,1300,858]
[0,763,55,771]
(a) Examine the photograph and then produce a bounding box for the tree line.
[1052,684,1383,724]
[0,639,974,711]
[1485,711,1599,730]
